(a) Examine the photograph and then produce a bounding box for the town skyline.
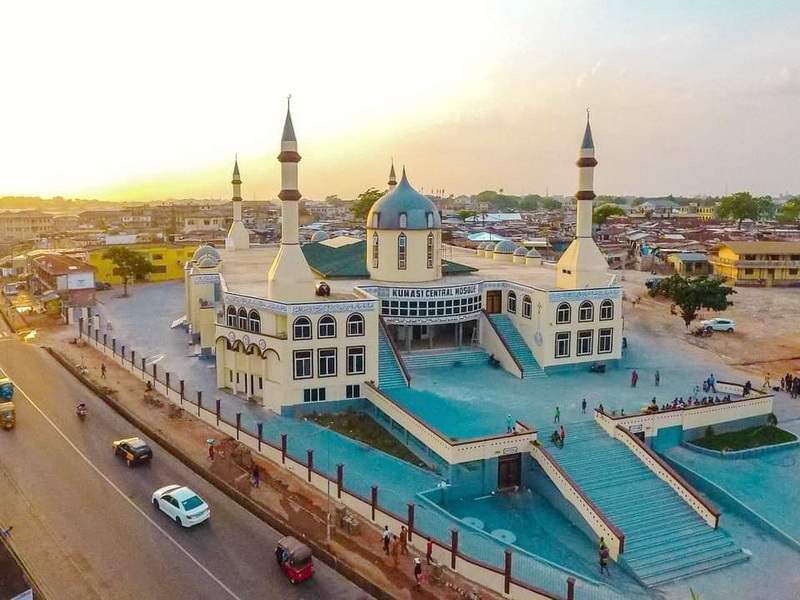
[4,1,799,202]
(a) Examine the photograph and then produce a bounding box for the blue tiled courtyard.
[91,282,800,600]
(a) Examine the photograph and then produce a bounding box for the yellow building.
[87,243,199,284]
[709,241,800,286]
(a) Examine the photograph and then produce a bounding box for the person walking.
[708,373,716,393]
[400,526,409,555]
[426,537,434,564]
[391,535,400,567]
[382,525,392,555]
[630,370,639,387]
[506,413,514,433]
[599,545,610,576]
[413,557,423,590]
[654,370,660,386]
[763,373,771,389]
[581,398,587,414]
[559,425,566,445]
[251,465,260,488]
[554,406,560,424]
[207,439,215,460]
[100,363,107,379]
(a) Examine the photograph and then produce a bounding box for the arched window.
[347,313,365,337]
[556,303,571,324]
[372,233,379,268]
[427,232,434,268]
[579,301,594,322]
[427,212,434,228]
[293,316,312,340]
[372,213,380,228]
[397,233,407,270]
[248,310,260,333]
[318,315,336,338]
[399,212,408,229]
[226,306,237,327]
[522,295,532,318]
[237,307,248,330]
[600,299,614,321]
[507,291,517,313]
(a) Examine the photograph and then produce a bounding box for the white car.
[152,485,210,527]
[700,318,735,332]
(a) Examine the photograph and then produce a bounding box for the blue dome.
[513,246,528,256]
[494,240,518,254]
[192,244,220,264]
[526,248,542,258]
[367,170,441,230]
[311,231,329,242]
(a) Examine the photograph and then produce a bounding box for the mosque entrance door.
[497,453,521,490]
[485,291,502,314]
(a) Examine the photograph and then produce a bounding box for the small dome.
[513,246,528,256]
[311,231,330,242]
[484,242,497,252]
[367,170,441,231]
[477,242,489,250]
[197,255,219,268]
[494,240,518,254]
[526,248,542,258]
[192,244,220,265]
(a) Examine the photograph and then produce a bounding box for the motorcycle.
[77,404,88,419]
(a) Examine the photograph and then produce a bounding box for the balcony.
[709,256,800,269]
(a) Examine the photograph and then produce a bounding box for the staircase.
[544,421,748,587]
[487,314,546,379]
[378,328,408,389]
[401,348,489,370]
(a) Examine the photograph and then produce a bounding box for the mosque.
[184,104,624,412]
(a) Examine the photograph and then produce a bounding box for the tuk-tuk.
[0,402,14,429]
[275,536,314,584]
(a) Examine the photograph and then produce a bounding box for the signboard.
[549,287,622,303]
[362,284,480,300]
[628,424,643,434]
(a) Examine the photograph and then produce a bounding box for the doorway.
[485,290,502,314]
[497,453,521,490]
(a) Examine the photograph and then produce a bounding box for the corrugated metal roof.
[669,253,708,263]
[718,241,800,255]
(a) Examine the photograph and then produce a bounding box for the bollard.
[131,350,136,368]
[371,485,378,522]
[165,372,170,393]
[215,398,221,426]
[306,449,314,483]
[235,412,241,441]
[196,391,202,416]
[103,333,107,346]
[179,379,185,404]
[407,503,416,543]
[336,464,344,500]
[281,433,287,464]
[79,317,84,340]
[567,577,576,600]
[257,422,263,452]
[504,549,513,594]
[152,364,157,388]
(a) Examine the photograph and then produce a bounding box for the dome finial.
[282,95,296,142]
[401,165,408,182]
[388,159,397,187]
[581,110,594,150]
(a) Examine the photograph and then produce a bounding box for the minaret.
[225,156,250,250]
[267,98,316,301]
[388,161,397,191]
[555,112,609,289]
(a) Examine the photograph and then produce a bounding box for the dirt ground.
[618,270,800,379]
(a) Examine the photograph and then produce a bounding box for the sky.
[2,0,799,202]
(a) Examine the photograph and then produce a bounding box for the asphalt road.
[0,335,373,600]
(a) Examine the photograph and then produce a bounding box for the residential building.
[30,252,96,311]
[709,241,800,286]
[666,252,711,276]
[0,210,54,242]
[87,243,199,284]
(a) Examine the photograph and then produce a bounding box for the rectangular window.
[598,328,613,354]
[346,384,361,399]
[151,265,167,273]
[152,254,164,260]
[744,268,754,275]
[789,269,798,275]
[398,235,407,270]
[293,350,313,379]
[555,332,570,358]
[577,330,593,356]
[303,388,327,403]
[347,346,365,375]
[318,348,337,378]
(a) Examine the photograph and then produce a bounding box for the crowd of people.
[780,373,800,398]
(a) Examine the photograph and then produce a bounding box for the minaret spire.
[388,160,397,191]
[554,113,608,289]
[225,155,250,250]
[267,98,316,300]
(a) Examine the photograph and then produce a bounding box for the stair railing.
[480,309,525,375]
[378,316,411,386]
[615,425,720,528]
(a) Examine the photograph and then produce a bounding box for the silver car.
[700,318,735,332]
[152,485,210,527]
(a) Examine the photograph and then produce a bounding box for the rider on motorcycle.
[77,402,88,415]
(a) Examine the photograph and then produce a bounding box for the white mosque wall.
[366,228,442,283]
[478,311,524,378]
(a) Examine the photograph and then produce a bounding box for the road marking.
[10,381,244,600]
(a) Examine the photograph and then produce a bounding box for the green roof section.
[301,240,477,278]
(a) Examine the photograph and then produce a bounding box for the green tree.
[593,204,627,225]
[349,187,386,221]
[519,195,541,211]
[648,274,736,328]
[777,196,800,224]
[102,247,153,297]
[457,209,478,221]
[540,197,561,210]
[717,191,773,229]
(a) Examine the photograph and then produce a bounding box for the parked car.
[95,281,112,291]
[112,437,153,466]
[700,318,735,332]
[152,485,210,527]
[645,278,667,290]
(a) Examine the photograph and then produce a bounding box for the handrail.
[597,390,771,420]
[615,425,720,528]
[378,316,411,386]
[534,443,625,554]
[480,309,525,375]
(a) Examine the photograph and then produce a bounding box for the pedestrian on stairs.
[631,370,639,387]
[506,414,514,433]
[553,406,560,424]
[559,425,566,445]
[654,370,660,386]
[581,398,587,414]
[599,545,610,576]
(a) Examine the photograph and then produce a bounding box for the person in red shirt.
[426,537,433,564]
